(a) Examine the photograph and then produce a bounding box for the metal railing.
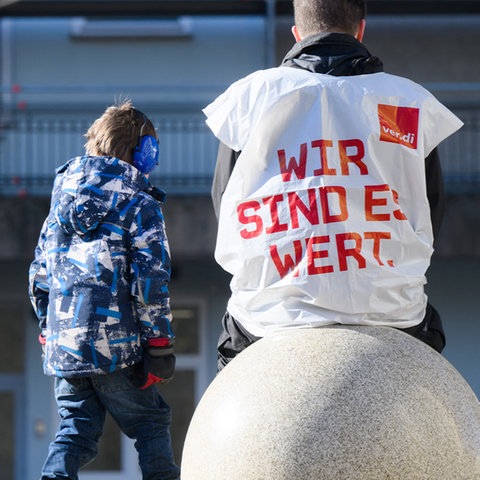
[439,105,480,191]
[0,104,478,196]
[0,108,220,196]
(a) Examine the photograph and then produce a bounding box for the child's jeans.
[41,365,180,480]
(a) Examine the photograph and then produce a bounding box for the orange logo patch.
[378,104,419,149]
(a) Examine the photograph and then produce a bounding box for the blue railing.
[0,108,219,196]
[440,105,480,190]
[0,103,478,196]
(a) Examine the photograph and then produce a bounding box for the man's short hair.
[294,0,366,38]
[84,99,156,165]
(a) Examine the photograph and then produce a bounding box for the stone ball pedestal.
[181,326,480,479]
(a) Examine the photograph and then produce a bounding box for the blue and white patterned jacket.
[29,155,175,377]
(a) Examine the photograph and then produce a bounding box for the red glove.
[139,338,176,389]
[38,333,46,357]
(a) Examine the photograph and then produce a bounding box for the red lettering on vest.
[364,231,392,266]
[306,235,333,275]
[336,232,366,271]
[238,200,263,239]
[319,186,348,223]
[339,139,368,175]
[365,184,391,221]
[312,139,336,176]
[288,189,319,229]
[263,195,288,234]
[270,240,303,278]
[277,143,307,181]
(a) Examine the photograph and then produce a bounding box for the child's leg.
[94,365,180,480]
[41,376,105,480]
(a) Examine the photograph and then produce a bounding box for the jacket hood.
[53,155,165,235]
[281,32,383,76]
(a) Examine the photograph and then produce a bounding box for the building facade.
[0,7,479,479]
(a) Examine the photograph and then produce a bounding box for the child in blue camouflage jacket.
[29,100,180,480]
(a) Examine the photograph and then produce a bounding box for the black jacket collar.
[281,32,383,76]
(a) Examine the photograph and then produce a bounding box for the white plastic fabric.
[204,68,463,336]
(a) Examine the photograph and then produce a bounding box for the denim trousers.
[41,365,180,480]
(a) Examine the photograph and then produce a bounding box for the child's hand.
[38,332,47,359]
[139,343,175,389]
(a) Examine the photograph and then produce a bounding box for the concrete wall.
[276,15,480,90]
[1,16,267,108]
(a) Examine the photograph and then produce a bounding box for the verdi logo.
[378,104,419,149]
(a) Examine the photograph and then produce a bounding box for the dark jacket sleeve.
[29,220,49,331]
[211,142,240,219]
[129,196,175,346]
[425,147,446,244]
[423,147,446,351]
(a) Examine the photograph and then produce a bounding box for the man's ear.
[356,19,366,42]
[291,25,302,42]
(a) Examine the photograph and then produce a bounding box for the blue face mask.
[133,135,159,175]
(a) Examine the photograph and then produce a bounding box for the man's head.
[292,0,366,41]
[84,100,158,172]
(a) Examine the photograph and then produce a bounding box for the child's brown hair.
[84,99,156,165]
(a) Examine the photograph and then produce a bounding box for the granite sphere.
[182,326,480,479]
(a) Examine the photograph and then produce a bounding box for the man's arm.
[421,147,447,352]
[211,142,240,219]
[425,147,446,243]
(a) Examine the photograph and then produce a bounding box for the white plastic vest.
[204,68,463,336]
